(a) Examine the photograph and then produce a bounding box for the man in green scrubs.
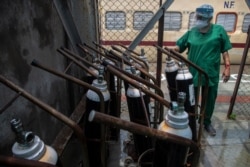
[174,4,232,136]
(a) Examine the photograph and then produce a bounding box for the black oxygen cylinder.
[101,58,119,141]
[85,65,110,167]
[175,62,196,141]
[153,92,192,167]
[125,66,152,165]
[165,57,179,102]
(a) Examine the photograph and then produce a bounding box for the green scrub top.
[176,24,232,86]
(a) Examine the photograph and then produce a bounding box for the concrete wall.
[0,0,97,157]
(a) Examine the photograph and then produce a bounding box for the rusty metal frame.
[89,111,200,167]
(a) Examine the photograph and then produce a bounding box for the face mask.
[195,20,208,29]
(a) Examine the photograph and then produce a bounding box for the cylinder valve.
[10,118,58,165]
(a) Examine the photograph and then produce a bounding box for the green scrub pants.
[196,84,219,126]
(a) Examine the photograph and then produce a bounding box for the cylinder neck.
[92,65,108,91]
[177,92,186,114]
[139,48,148,63]
[10,118,34,146]
[165,92,189,129]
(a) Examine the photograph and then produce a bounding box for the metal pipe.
[108,49,158,85]
[62,47,99,70]
[88,111,200,166]
[109,64,163,97]
[81,43,119,65]
[111,45,149,71]
[0,92,21,114]
[98,44,131,65]
[92,41,123,61]
[106,65,170,123]
[30,59,105,115]
[0,155,57,167]
[118,43,141,57]
[57,48,99,78]
[117,44,150,71]
[75,43,96,61]
[0,75,89,167]
[90,42,158,85]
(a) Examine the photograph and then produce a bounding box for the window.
[216,13,237,32]
[164,12,182,31]
[133,11,154,30]
[242,14,250,33]
[188,12,196,29]
[105,11,126,30]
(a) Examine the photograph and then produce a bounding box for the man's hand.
[222,67,230,83]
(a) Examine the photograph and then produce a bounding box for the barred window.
[216,13,237,32]
[105,11,126,30]
[133,11,154,30]
[188,12,196,29]
[164,12,182,31]
[242,14,250,33]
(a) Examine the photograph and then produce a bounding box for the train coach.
[98,0,250,64]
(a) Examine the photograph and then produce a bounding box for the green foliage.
[229,113,236,120]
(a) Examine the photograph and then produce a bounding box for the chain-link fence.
[230,64,250,120]
[98,0,250,119]
[98,0,162,72]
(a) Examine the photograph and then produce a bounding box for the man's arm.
[222,51,230,83]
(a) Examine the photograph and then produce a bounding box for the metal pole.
[128,0,174,50]
[156,0,164,88]
[53,0,83,57]
[227,25,250,118]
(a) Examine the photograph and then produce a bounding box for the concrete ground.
[197,65,250,167]
[107,65,250,167]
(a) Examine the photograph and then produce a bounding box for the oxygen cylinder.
[101,58,119,141]
[84,58,99,85]
[85,65,110,167]
[10,118,58,165]
[124,66,140,91]
[175,62,196,141]
[125,66,152,165]
[153,92,192,167]
[165,57,179,102]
